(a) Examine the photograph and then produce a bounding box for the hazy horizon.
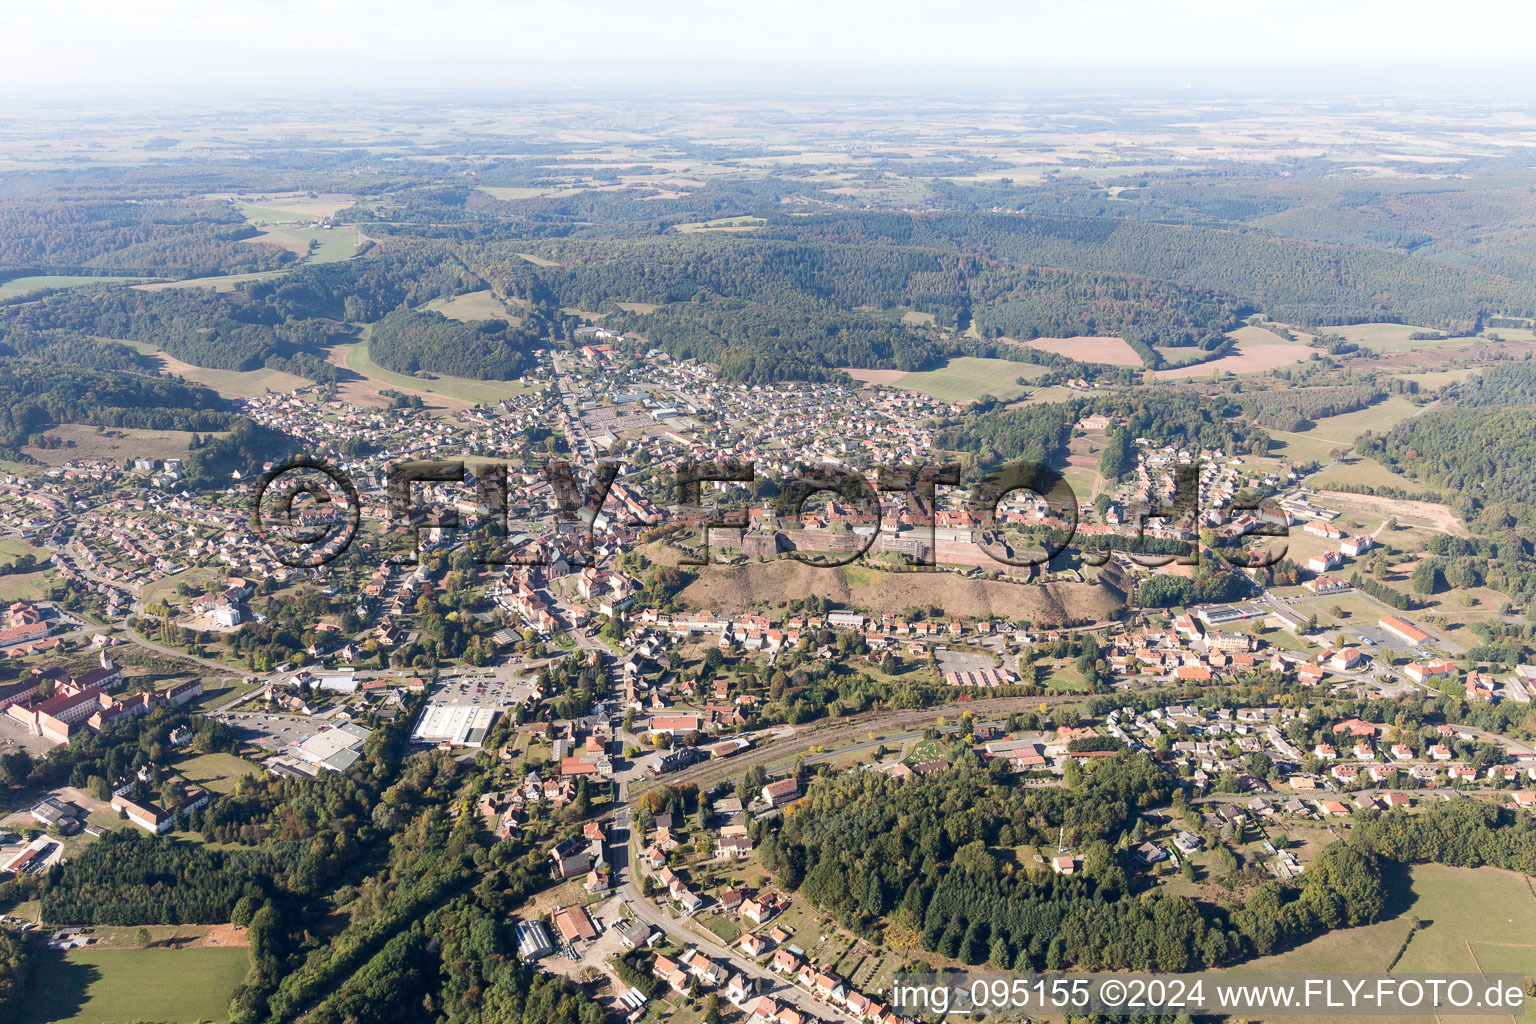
[8,0,1536,99]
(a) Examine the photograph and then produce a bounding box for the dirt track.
[1312,490,1469,537]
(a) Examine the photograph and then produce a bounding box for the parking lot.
[427,674,537,711]
[934,647,998,677]
[220,712,340,755]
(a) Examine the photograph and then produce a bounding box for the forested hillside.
[0,197,296,276]
[6,184,1525,387]
[761,212,1536,330]
[0,360,233,451]
[766,759,1387,971]
[1363,361,1536,535]
[368,308,540,380]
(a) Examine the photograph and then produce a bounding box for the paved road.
[608,690,1097,1017]
[122,626,257,680]
[613,813,837,1021]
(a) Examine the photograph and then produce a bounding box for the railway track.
[628,691,1092,798]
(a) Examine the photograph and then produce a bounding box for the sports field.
[888,356,1045,404]
[17,946,249,1024]
[174,751,262,794]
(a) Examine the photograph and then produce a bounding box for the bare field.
[678,559,1124,624]
[1153,342,1312,378]
[843,367,910,385]
[1311,490,1469,537]
[1009,334,1143,366]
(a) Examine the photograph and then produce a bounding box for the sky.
[7,0,1536,96]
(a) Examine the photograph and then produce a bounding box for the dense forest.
[0,198,296,276]
[1244,383,1385,432]
[609,298,947,383]
[41,832,297,924]
[367,308,540,380]
[759,211,1535,331]
[1364,386,1536,537]
[0,359,233,452]
[0,927,29,1022]
[765,758,1386,972]
[6,174,1527,388]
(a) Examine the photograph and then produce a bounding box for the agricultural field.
[118,339,310,398]
[842,368,911,386]
[1390,366,1482,389]
[1154,345,1217,368]
[478,186,562,201]
[22,424,221,465]
[673,216,765,232]
[889,356,1045,404]
[1265,396,1423,461]
[1154,331,1314,379]
[134,269,289,293]
[1240,864,1536,1024]
[0,275,147,300]
[334,338,541,410]
[216,192,357,220]
[421,288,519,323]
[1305,456,1429,495]
[16,946,250,1024]
[242,223,361,264]
[1011,335,1143,367]
[1323,322,1474,353]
